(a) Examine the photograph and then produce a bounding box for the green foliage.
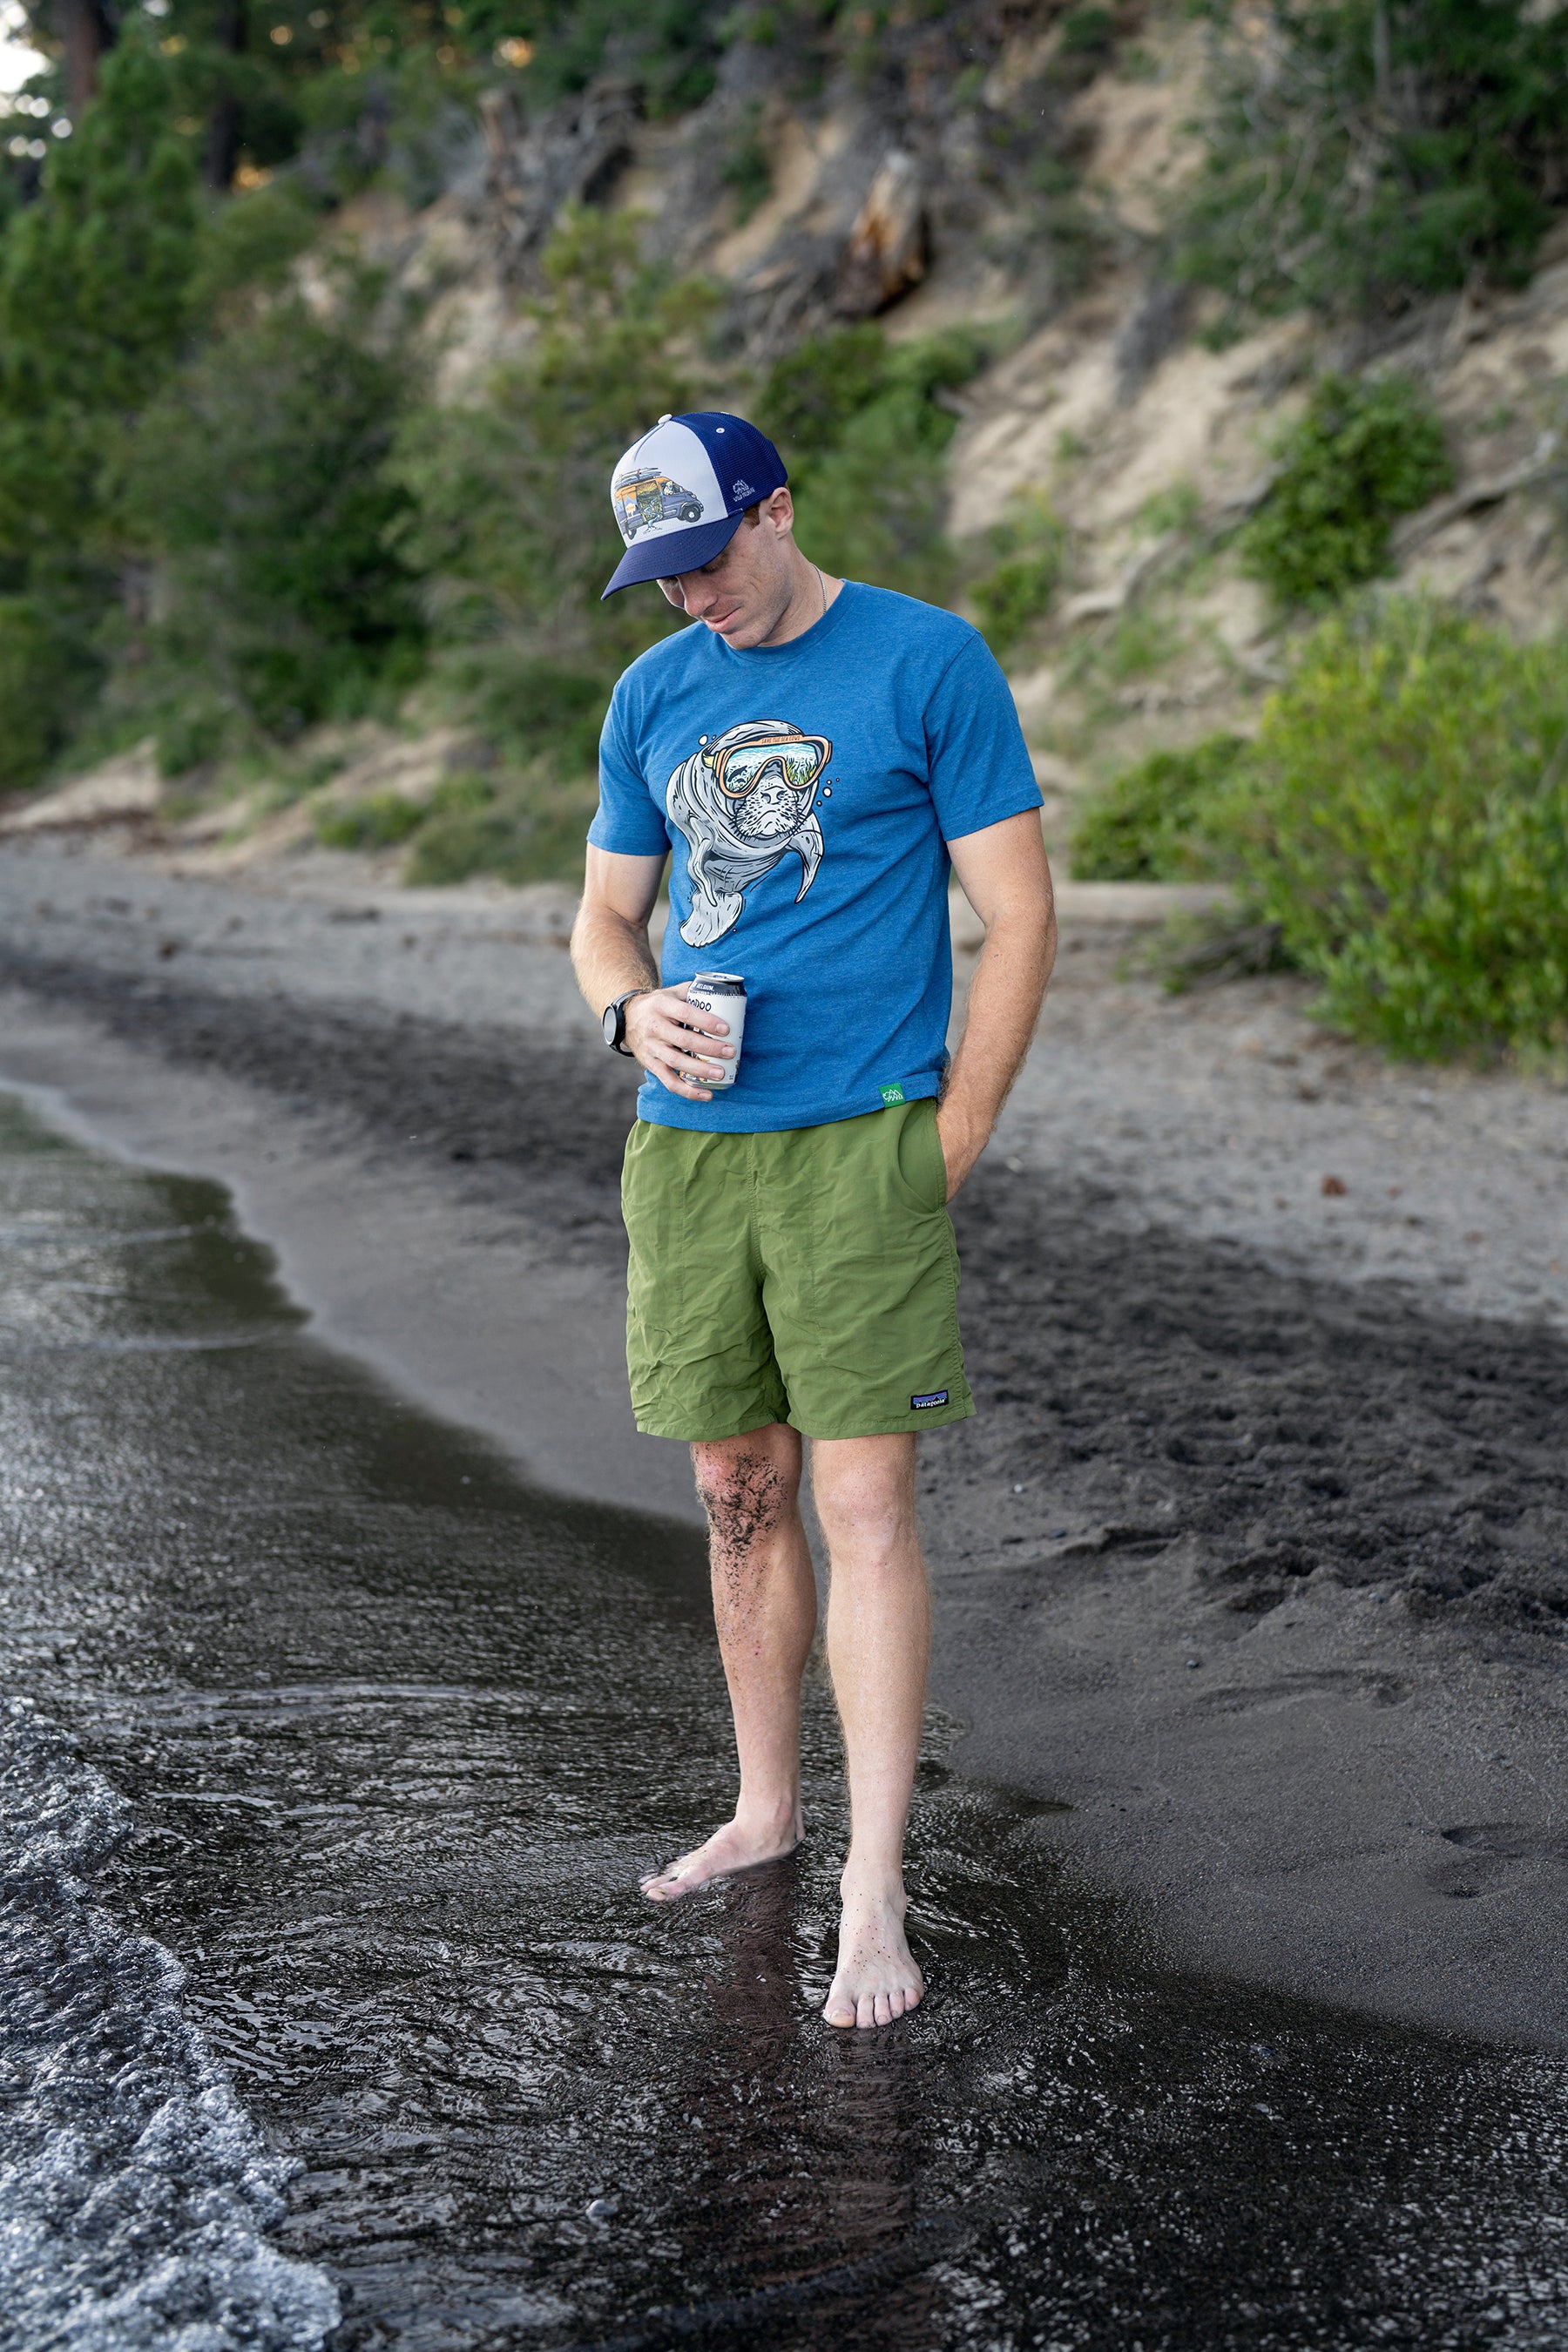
[758,323,887,457]
[1137,479,1201,538]
[186,184,321,318]
[1069,734,1245,881]
[120,287,425,747]
[720,98,771,221]
[1201,598,1568,1058]
[1177,0,1568,324]
[0,37,195,436]
[1240,374,1454,609]
[314,789,428,850]
[759,324,988,600]
[391,207,711,668]
[1047,4,1117,89]
[476,0,724,112]
[0,594,102,792]
[429,651,606,774]
[968,499,1066,660]
[403,770,597,884]
[0,34,199,787]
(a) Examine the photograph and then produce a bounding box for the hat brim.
[600,510,745,599]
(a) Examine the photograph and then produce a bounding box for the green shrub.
[0,31,198,785]
[720,100,771,221]
[314,791,428,851]
[757,324,887,457]
[1047,4,1117,88]
[1069,733,1247,881]
[1240,374,1454,608]
[1201,598,1568,1059]
[429,652,606,777]
[760,326,989,600]
[970,547,1061,659]
[0,594,103,793]
[1177,0,1568,324]
[122,287,425,747]
[969,499,1066,659]
[187,183,321,319]
[391,207,710,675]
[403,773,594,887]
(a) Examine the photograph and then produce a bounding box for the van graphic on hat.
[602,411,787,598]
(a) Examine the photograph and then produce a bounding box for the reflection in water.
[3,1087,1568,2351]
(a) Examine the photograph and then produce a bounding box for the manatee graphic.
[666,719,830,948]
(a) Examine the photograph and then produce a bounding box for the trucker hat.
[601,410,787,598]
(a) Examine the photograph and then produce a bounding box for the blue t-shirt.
[589,580,1042,1132]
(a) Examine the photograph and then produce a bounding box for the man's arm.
[939,808,1057,1199]
[570,844,736,1104]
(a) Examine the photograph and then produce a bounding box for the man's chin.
[706,612,760,645]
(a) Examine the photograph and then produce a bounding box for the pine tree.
[0,31,198,787]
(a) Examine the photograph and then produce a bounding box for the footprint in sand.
[1427,1821,1568,1900]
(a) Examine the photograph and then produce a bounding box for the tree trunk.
[206,0,247,191]
[1372,0,1392,113]
[52,0,116,112]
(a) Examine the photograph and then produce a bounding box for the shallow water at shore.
[3,1086,1568,2351]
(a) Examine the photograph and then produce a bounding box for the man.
[571,409,1055,2031]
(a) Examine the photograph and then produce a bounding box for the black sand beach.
[2,837,1565,2061]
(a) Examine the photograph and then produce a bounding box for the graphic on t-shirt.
[666,720,830,948]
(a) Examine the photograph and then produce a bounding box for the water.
[3,1087,1568,2352]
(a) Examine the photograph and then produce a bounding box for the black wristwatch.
[602,990,647,1056]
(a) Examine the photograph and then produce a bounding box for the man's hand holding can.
[624,983,736,1103]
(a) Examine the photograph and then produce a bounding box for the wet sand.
[10,1097,1567,2350]
[2,835,1567,2053]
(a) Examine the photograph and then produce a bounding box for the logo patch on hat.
[732,476,755,500]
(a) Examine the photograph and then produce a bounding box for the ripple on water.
[0,1698,339,2352]
[3,1088,1568,2351]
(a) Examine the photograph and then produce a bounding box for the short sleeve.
[923,630,1043,843]
[588,678,672,855]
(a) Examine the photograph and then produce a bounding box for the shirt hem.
[634,1077,943,1134]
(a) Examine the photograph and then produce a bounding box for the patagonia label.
[911,1389,950,1410]
[879,1082,907,1107]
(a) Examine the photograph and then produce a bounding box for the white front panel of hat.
[609,422,728,547]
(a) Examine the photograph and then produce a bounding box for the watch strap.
[605,989,646,1056]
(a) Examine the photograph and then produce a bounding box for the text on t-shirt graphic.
[666,720,830,948]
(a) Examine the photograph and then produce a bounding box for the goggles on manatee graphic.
[712,732,831,799]
[666,719,830,949]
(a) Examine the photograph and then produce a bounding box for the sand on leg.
[641,1422,817,1901]
[814,1431,929,2029]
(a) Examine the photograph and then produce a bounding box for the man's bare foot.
[822,1870,924,2028]
[640,1807,802,1903]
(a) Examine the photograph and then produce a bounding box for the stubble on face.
[659,512,795,648]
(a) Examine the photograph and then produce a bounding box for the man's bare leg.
[641,1423,817,1901]
[812,1432,929,2028]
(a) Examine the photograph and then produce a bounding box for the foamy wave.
[0,1698,340,2352]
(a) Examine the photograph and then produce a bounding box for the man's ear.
[766,487,795,535]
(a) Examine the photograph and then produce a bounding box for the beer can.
[684,970,746,1088]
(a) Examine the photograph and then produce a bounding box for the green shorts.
[621,1098,975,1443]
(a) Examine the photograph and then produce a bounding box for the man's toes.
[823,1985,855,2029]
[642,1864,689,1901]
[856,1992,876,2029]
[887,1987,907,2020]
[873,1990,893,2026]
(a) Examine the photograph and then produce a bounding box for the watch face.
[602,1002,620,1047]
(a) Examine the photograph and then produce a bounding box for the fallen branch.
[1392,442,1565,560]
